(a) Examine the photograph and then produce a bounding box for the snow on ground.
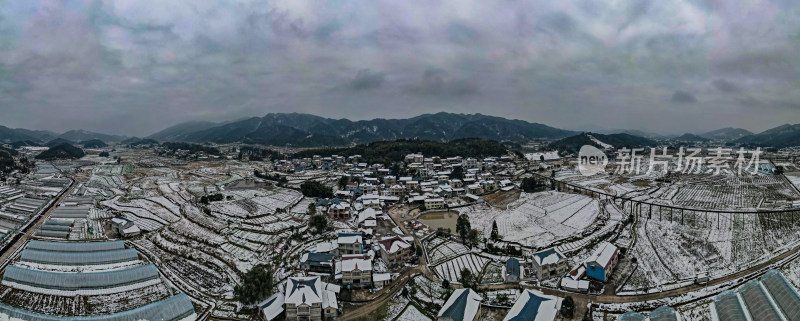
[433,254,488,284]
[395,304,431,321]
[525,151,560,161]
[588,134,613,150]
[459,191,600,248]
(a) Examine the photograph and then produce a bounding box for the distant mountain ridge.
[674,133,710,142]
[700,127,753,140]
[147,112,577,147]
[548,132,657,153]
[58,130,128,143]
[735,124,800,147]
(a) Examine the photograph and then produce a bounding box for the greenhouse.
[19,248,139,266]
[649,306,680,321]
[712,270,800,321]
[712,290,749,321]
[33,230,69,239]
[26,240,126,252]
[2,264,160,292]
[618,311,646,321]
[760,270,800,320]
[0,293,195,321]
[738,279,783,321]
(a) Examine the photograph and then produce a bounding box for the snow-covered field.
[433,254,488,283]
[459,191,601,248]
[395,304,431,321]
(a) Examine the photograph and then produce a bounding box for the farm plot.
[426,239,470,265]
[134,238,236,297]
[0,283,170,316]
[208,188,303,218]
[669,174,800,210]
[460,191,601,248]
[480,261,505,283]
[623,209,800,291]
[433,254,488,284]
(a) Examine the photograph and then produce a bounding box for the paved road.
[0,177,75,265]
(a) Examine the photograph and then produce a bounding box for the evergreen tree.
[456,215,471,242]
[234,265,274,306]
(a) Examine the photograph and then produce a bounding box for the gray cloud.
[349,69,386,90]
[408,68,478,96]
[712,79,741,93]
[0,0,798,136]
[672,91,697,104]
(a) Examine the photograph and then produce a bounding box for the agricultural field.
[459,191,602,248]
[622,208,800,291]
[433,253,489,284]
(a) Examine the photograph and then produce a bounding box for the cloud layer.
[0,0,799,136]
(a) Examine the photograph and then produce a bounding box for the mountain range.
[735,124,800,147]
[1,113,799,148]
[146,112,577,147]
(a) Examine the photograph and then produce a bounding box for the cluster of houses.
[516,242,620,293]
[435,288,564,321]
[260,231,414,320]
[311,153,519,222]
[434,242,622,321]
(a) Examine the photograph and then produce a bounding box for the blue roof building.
[503,289,562,321]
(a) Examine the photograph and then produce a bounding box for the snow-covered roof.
[373,273,391,282]
[357,209,377,224]
[284,277,325,306]
[337,233,362,244]
[122,225,141,234]
[258,293,284,321]
[339,258,372,272]
[503,289,563,321]
[531,248,565,266]
[322,290,338,310]
[438,288,482,321]
[560,278,589,292]
[587,242,618,268]
[378,236,411,254]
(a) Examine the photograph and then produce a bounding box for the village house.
[110,216,141,237]
[530,248,569,280]
[337,256,373,289]
[282,277,339,321]
[329,202,352,219]
[424,197,446,210]
[437,288,483,321]
[377,236,413,266]
[336,233,364,255]
[300,252,335,276]
[505,258,521,283]
[586,242,620,282]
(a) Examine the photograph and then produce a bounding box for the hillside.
[58,130,128,143]
[700,127,753,140]
[35,143,86,160]
[147,121,221,141]
[548,133,656,154]
[0,146,18,173]
[46,138,75,147]
[735,124,800,147]
[674,133,710,142]
[148,112,576,146]
[0,125,43,143]
[293,138,510,165]
[81,139,108,148]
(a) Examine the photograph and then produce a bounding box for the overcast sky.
[1,0,799,136]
